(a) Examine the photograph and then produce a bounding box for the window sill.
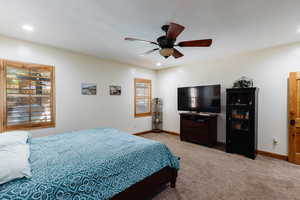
[4,122,56,132]
[135,113,152,118]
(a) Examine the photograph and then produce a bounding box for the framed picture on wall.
[109,85,121,95]
[81,83,97,95]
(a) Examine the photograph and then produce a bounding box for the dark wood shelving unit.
[226,88,259,159]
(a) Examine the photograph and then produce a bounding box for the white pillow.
[0,144,32,185]
[0,131,30,148]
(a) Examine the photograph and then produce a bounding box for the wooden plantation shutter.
[134,78,152,117]
[0,60,55,131]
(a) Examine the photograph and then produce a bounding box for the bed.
[0,128,179,200]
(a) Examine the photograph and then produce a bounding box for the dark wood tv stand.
[180,113,218,147]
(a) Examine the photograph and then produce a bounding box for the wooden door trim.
[0,60,4,133]
[288,72,299,163]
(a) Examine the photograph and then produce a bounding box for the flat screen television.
[178,85,221,113]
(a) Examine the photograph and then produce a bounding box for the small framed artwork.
[81,83,97,95]
[109,85,121,96]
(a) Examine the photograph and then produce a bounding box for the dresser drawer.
[181,119,208,128]
[181,127,209,135]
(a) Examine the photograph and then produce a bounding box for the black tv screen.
[178,85,221,113]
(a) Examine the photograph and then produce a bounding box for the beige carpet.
[141,133,300,200]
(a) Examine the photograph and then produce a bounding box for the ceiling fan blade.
[172,48,184,59]
[143,48,160,55]
[166,23,185,40]
[125,37,158,45]
[178,39,212,47]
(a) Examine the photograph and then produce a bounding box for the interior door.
[288,72,300,164]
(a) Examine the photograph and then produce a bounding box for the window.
[0,60,55,132]
[134,78,152,117]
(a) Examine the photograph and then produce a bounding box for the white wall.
[0,35,157,137]
[1,34,299,156]
[157,42,300,156]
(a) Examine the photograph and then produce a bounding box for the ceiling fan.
[125,22,212,59]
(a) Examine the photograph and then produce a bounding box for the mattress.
[0,128,179,200]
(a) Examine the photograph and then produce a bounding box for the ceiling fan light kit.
[125,22,213,59]
[159,48,174,58]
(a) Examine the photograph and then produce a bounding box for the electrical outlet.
[273,137,278,145]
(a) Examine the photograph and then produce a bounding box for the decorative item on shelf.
[232,110,249,119]
[152,98,163,133]
[233,76,254,88]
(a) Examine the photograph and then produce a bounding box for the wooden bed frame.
[112,166,178,200]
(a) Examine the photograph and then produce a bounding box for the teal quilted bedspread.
[0,128,179,200]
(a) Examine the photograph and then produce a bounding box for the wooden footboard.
[111,166,178,200]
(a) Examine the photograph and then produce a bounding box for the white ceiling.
[0,0,300,69]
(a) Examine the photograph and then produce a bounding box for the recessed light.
[156,62,162,66]
[22,25,34,32]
